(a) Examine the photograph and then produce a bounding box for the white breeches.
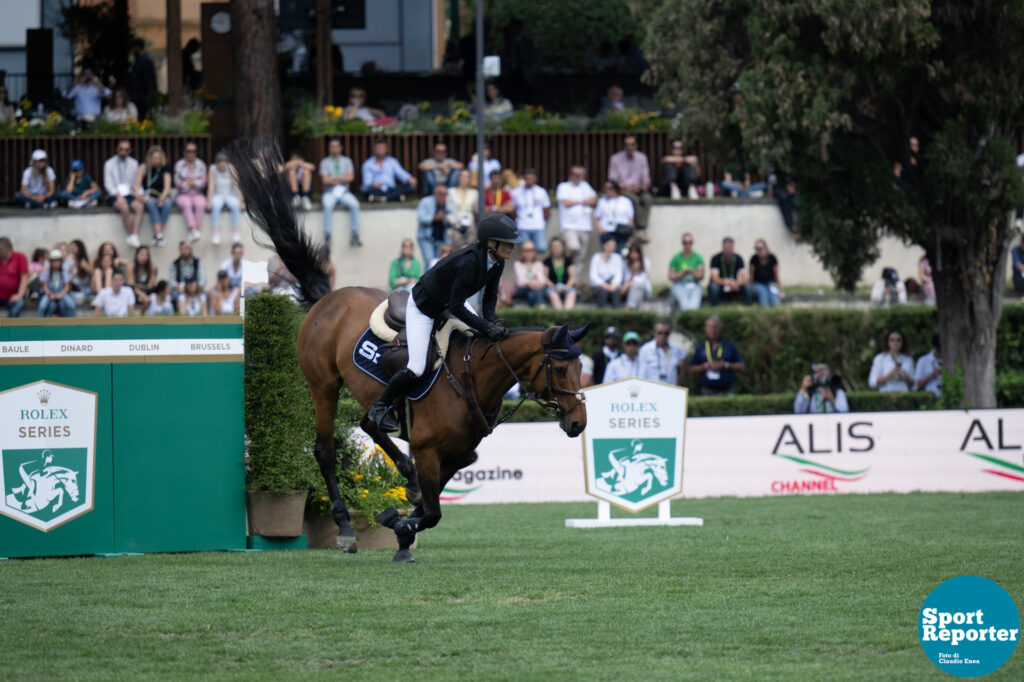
[405,295,476,376]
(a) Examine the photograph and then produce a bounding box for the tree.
[232,0,281,138]
[58,0,136,87]
[637,0,1024,407]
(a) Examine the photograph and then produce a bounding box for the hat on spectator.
[622,331,641,343]
[49,248,63,260]
[31,149,48,161]
[70,159,84,170]
[604,326,620,339]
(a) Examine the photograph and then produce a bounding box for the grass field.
[2,493,1022,681]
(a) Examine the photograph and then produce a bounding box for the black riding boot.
[368,367,416,432]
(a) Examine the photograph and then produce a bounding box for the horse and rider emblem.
[592,438,676,507]
[5,450,82,516]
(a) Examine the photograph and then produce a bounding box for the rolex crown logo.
[628,384,640,399]
[37,389,51,405]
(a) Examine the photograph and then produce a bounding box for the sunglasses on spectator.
[185,148,197,154]
[118,146,130,152]
[655,330,669,336]
[683,240,693,245]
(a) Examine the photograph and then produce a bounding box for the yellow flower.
[434,116,442,124]
[354,474,363,480]
[375,476,381,481]
[362,489,369,494]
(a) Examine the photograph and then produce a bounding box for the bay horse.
[229,139,589,562]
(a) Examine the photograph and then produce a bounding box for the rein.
[488,336,585,427]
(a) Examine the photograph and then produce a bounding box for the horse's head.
[54,469,80,501]
[536,322,591,437]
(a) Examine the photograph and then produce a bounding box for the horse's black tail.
[227,137,331,307]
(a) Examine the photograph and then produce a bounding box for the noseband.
[491,338,586,423]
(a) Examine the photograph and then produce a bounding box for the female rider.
[368,213,519,431]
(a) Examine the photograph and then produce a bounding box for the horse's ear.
[569,321,592,343]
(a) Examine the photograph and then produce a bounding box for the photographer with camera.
[794,363,849,413]
[64,67,110,122]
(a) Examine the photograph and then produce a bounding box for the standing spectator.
[660,140,700,199]
[417,185,451,266]
[708,237,751,305]
[284,149,316,210]
[484,81,514,121]
[133,145,172,248]
[128,38,157,119]
[484,170,515,218]
[418,141,463,195]
[594,180,635,253]
[174,142,208,244]
[208,270,239,315]
[15,150,57,209]
[918,256,936,305]
[168,241,205,305]
[686,315,746,395]
[621,244,652,310]
[1012,234,1024,295]
[668,232,704,311]
[794,363,849,413]
[543,235,577,310]
[639,320,687,385]
[868,328,915,392]
[607,135,652,241]
[468,146,501,189]
[869,267,908,306]
[915,334,943,398]
[320,137,361,247]
[749,239,784,307]
[146,280,175,315]
[102,88,138,123]
[592,326,621,385]
[207,151,245,245]
[556,165,598,259]
[57,159,102,208]
[178,278,208,316]
[92,270,136,317]
[774,176,799,236]
[603,331,642,383]
[0,84,15,124]
[37,249,76,317]
[63,67,110,122]
[360,139,416,203]
[388,239,423,293]
[128,245,157,309]
[446,169,479,247]
[0,237,29,317]
[512,240,547,307]
[104,140,144,243]
[66,239,93,306]
[588,233,625,308]
[511,169,551,252]
[342,87,384,122]
[219,243,245,290]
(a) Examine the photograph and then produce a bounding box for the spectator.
[128,245,157,309]
[182,38,202,91]
[749,239,784,307]
[174,141,208,244]
[468,146,501,189]
[588,233,625,308]
[90,253,117,294]
[92,270,136,317]
[178,278,208,316]
[95,241,129,276]
[621,244,652,310]
[686,315,746,395]
[1012,234,1024,295]
[146,280,175,315]
[133,145,172,248]
[668,232,704,311]
[418,141,463,195]
[342,87,384,123]
[15,149,57,209]
[543,235,577,310]
[484,170,515,218]
[208,270,239,315]
[607,135,652,240]
[219,243,245,290]
[511,168,550,252]
[794,363,849,413]
[429,243,454,269]
[639,320,687,385]
[915,333,943,398]
[417,185,451,266]
[594,179,635,253]
[360,139,416,203]
[556,165,598,259]
[446,169,479,247]
[57,159,102,208]
[720,166,767,197]
[918,256,935,305]
[284,149,315,210]
[388,239,423,293]
[207,151,245,245]
[0,237,29,317]
[38,249,76,317]
[709,237,751,305]
[168,241,205,304]
[267,254,299,299]
[660,140,700,199]
[128,38,158,119]
[102,88,138,123]
[484,81,514,121]
[63,67,110,121]
[868,328,915,392]
[774,176,799,236]
[598,85,626,117]
[66,239,93,306]
[27,248,47,299]
[512,240,546,307]
[104,139,144,242]
[592,326,621,384]
[580,353,594,388]
[869,267,908,306]
[0,85,14,124]
[604,330,642,382]
[317,138,361,248]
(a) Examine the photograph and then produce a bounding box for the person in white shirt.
[638,320,687,385]
[915,334,943,398]
[319,137,361,247]
[64,69,110,121]
[868,328,915,392]
[92,271,136,317]
[620,244,652,310]
[103,139,145,240]
[594,180,635,253]
[15,150,57,209]
[511,169,551,252]
[604,331,643,383]
[556,165,598,258]
[588,233,624,307]
[219,243,245,289]
[468,146,501,189]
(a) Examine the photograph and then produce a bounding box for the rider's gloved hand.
[483,322,510,341]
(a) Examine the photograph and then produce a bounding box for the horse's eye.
[554,366,568,377]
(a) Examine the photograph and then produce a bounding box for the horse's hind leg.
[360,415,422,506]
[311,379,357,552]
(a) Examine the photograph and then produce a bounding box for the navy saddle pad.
[351,327,443,402]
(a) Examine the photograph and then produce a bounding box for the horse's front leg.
[390,450,448,563]
[51,488,64,512]
[360,415,422,506]
[640,473,653,495]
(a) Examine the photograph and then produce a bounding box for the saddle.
[369,291,473,377]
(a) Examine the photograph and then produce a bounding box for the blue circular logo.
[919,576,1020,677]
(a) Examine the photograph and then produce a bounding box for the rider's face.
[494,242,515,259]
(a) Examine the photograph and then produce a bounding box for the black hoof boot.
[375,506,400,529]
[392,549,414,562]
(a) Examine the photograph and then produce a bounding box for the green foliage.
[498,107,568,132]
[589,109,673,132]
[290,101,371,138]
[57,0,137,88]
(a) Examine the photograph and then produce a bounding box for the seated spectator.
[389,239,423,292]
[639,320,686,385]
[588,233,625,308]
[709,237,751,305]
[749,239,784,307]
[668,232,704,311]
[128,245,157,309]
[92,270,136,317]
[512,240,546,307]
[168,241,205,306]
[208,270,239,315]
[174,141,208,244]
[604,330,642,382]
[66,239,93,306]
[284,149,316,210]
[580,353,594,388]
[592,326,621,384]
[342,87,384,123]
[429,243,454,269]
[57,159,102,208]
[104,140,144,243]
[511,169,550,253]
[607,135,652,240]
[794,363,849,413]
[543,235,577,310]
[868,328,915,392]
[207,151,244,245]
[102,87,138,123]
[686,315,745,396]
[869,267,908,306]
[320,137,361,247]
[146,280,175,315]
[63,68,109,121]
[660,140,700,199]
[418,141,463,195]
[38,249,76,317]
[268,254,300,299]
[468,146,501,189]
[0,237,29,317]
[720,166,767,197]
[417,186,451,266]
[133,145,172,248]
[598,85,626,118]
[915,334,943,398]
[360,139,416,203]
[90,253,117,295]
[1012,234,1024,295]
[446,169,479,247]
[484,170,515,218]
[95,241,129,276]
[594,180,635,253]
[484,81,513,121]
[556,165,598,259]
[918,256,935,305]
[621,244,652,310]
[15,149,57,209]
[219,243,245,290]
[178,278,208,316]
[27,248,48,300]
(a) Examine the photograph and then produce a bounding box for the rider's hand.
[484,322,509,341]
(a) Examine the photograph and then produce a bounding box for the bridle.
[488,337,586,425]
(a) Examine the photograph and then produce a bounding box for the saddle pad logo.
[591,437,676,506]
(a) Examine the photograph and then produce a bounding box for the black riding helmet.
[477,214,519,245]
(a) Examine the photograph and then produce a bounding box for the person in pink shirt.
[606,135,652,242]
[0,237,29,317]
[174,141,208,244]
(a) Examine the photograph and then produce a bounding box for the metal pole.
[475,0,486,219]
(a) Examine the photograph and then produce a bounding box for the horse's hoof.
[392,549,414,563]
[336,534,358,553]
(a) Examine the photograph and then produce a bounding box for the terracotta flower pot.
[246,490,307,536]
[303,508,416,550]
